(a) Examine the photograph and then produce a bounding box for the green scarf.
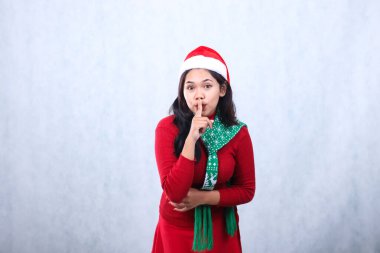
[192,112,246,251]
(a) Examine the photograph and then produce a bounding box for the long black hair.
[169,69,238,162]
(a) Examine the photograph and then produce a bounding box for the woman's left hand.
[169,188,205,212]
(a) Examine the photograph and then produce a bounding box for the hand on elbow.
[168,188,205,212]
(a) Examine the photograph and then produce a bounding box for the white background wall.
[1,0,379,252]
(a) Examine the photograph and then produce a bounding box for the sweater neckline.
[208,111,217,120]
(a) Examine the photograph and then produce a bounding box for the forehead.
[185,69,216,83]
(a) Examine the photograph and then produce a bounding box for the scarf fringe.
[193,205,213,251]
[192,205,237,252]
[225,207,237,236]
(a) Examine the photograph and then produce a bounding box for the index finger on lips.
[195,100,202,117]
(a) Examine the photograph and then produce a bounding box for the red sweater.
[155,114,255,227]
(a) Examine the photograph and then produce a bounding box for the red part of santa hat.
[179,46,230,83]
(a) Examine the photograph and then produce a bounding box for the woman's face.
[183,68,226,117]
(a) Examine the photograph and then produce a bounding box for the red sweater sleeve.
[155,118,195,203]
[218,127,256,206]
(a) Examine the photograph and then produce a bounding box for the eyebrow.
[185,79,214,84]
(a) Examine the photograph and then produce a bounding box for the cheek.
[209,93,221,105]
[183,92,193,108]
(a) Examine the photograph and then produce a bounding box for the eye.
[205,84,213,89]
[186,86,194,91]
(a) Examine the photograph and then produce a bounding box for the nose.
[194,88,204,101]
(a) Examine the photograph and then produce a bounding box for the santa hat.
[179,46,230,83]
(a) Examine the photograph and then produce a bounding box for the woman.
[152,46,255,252]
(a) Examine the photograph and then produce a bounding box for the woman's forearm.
[181,136,196,160]
[202,190,220,205]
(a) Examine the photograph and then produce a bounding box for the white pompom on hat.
[179,46,230,83]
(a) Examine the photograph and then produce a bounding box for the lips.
[195,104,206,111]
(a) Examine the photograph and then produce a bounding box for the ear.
[219,83,227,97]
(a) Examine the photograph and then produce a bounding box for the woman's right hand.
[188,100,214,142]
